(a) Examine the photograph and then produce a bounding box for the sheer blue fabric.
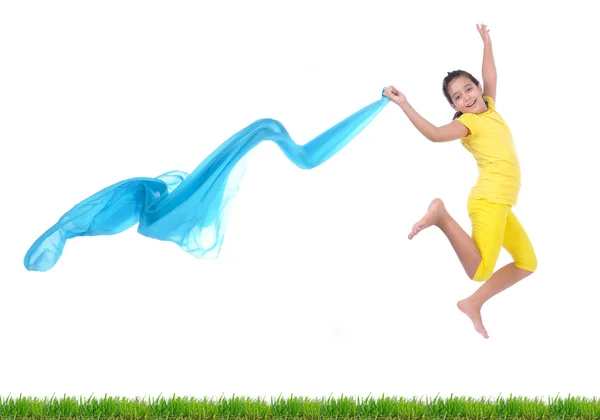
[24,91,391,271]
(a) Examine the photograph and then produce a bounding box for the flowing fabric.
[24,91,391,271]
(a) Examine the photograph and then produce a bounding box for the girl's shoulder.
[483,95,496,110]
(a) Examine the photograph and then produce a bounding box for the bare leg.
[408,198,534,339]
[458,263,533,338]
[408,198,482,278]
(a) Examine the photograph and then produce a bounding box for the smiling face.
[447,75,486,114]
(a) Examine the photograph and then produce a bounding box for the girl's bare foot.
[408,198,447,240]
[457,298,489,339]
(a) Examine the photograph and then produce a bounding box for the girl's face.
[448,76,486,114]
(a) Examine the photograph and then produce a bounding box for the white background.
[1,0,598,402]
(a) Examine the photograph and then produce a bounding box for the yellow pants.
[467,198,537,281]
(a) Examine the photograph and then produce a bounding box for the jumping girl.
[383,24,537,338]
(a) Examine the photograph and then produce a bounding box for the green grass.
[0,394,598,419]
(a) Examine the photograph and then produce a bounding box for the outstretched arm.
[383,86,468,142]
[478,23,497,102]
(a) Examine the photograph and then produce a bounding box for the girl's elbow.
[428,129,441,142]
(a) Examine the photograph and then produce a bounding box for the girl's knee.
[516,251,537,274]
[530,252,538,272]
[470,260,493,282]
[516,259,537,274]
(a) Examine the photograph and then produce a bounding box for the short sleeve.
[457,113,479,139]
[483,94,495,110]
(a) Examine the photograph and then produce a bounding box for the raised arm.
[477,23,497,102]
[383,86,468,142]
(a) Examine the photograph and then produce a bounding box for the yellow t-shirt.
[457,95,521,206]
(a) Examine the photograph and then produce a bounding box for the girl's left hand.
[477,23,492,45]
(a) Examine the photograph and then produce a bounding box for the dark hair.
[442,70,487,120]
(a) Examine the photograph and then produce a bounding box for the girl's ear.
[451,104,458,111]
[478,83,484,94]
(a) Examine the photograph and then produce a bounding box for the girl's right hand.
[383,85,407,105]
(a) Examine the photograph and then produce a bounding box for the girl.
[383,24,537,339]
